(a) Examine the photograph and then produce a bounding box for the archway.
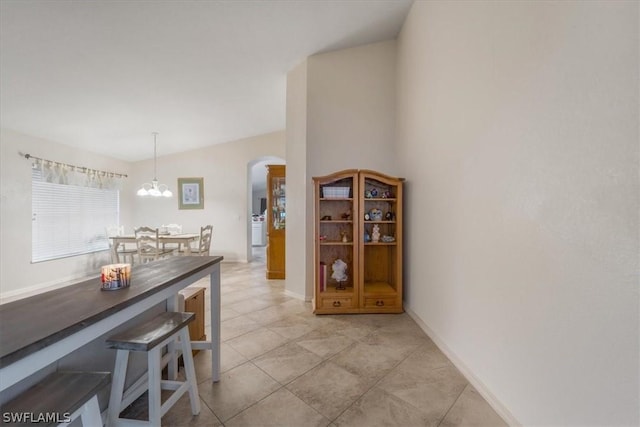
[246,156,285,263]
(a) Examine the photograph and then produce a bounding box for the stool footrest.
[106,312,195,352]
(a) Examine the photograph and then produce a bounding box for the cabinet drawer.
[364,297,396,308]
[321,297,353,309]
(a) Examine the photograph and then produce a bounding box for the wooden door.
[266,165,286,279]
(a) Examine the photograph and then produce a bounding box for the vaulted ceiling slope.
[0,0,413,162]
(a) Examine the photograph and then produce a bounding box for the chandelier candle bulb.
[100,264,131,290]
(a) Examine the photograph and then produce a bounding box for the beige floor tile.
[192,343,249,383]
[334,387,438,427]
[245,304,296,325]
[220,306,242,322]
[360,328,428,358]
[295,329,355,359]
[221,315,261,341]
[162,392,223,427]
[253,341,323,384]
[266,315,317,340]
[440,385,508,427]
[329,341,409,383]
[227,297,279,314]
[226,327,289,359]
[198,362,280,422]
[225,387,330,427]
[377,364,468,421]
[287,361,371,420]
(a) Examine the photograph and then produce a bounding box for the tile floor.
[122,247,507,426]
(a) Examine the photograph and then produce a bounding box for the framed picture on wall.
[178,177,204,210]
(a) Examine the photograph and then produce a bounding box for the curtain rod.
[22,153,128,178]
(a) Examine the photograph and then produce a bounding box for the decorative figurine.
[341,231,348,243]
[381,190,391,198]
[369,208,383,221]
[372,224,380,243]
[364,231,371,242]
[331,258,348,289]
[370,188,378,197]
[321,215,332,221]
[385,211,394,221]
[341,209,351,220]
[365,190,372,198]
[364,213,370,221]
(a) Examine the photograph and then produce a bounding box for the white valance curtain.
[31,157,125,190]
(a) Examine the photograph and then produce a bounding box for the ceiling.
[0,0,413,162]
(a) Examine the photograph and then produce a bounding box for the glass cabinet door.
[271,176,286,230]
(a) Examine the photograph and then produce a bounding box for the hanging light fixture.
[137,132,172,197]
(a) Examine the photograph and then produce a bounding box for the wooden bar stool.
[1,371,110,426]
[105,312,200,427]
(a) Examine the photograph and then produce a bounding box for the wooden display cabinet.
[313,169,403,314]
[266,165,286,279]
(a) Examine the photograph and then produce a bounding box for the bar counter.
[0,255,223,393]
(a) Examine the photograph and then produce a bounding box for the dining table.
[110,233,200,262]
[0,255,223,403]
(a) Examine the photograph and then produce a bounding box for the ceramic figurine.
[371,188,378,197]
[331,258,348,289]
[372,224,380,243]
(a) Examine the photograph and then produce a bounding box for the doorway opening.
[247,157,285,266]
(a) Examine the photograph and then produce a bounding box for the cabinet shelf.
[364,242,397,246]
[320,241,354,245]
[320,220,353,223]
[364,198,397,202]
[363,220,396,224]
[320,285,355,294]
[320,198,353,201]
[363,281,397,295]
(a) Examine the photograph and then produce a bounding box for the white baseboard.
[284,288,310,302]
[404,305,521,427]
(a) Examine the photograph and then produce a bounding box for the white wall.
[0,128,134,296]
[396,1,639,425]
[285,60,309,300]
[286,40,399,299]
[129,130,285,263]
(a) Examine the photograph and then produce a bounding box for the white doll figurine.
[331,258,348,285]
[372,224,380,243]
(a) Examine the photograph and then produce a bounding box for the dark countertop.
[0,255,223,368]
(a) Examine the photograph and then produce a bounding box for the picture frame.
[178,177,204,210]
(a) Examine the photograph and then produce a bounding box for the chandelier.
[137,132,172,197]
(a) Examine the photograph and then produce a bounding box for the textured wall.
[396,1,639,424]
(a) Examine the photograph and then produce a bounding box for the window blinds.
[31,168,120,262]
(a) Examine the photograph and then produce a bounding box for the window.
[31,168,120,262]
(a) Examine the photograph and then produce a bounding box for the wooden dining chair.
[134,226,173,263]
[161,223,183,252]
[194,225,213,256]
[105,225,137,264]
[181,225,212,256]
